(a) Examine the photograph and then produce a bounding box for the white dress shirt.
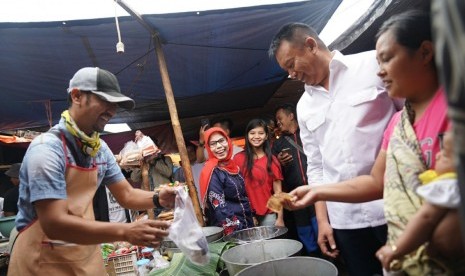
[297,50,399,229]
[191,162,205,203]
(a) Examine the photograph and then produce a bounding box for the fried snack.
[119,150,142,167]
[154,181,185,192]
[157,210,174,221]
[267,192,293,212]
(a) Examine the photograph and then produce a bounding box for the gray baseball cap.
[67,67,135,110]
[5,163,21,178]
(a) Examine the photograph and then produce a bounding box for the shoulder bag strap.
[284,135,305,155]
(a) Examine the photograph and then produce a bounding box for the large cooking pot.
[236,257,338,276]
[221,239,302,275]
[222,226,287,244]
[162,226,223,249]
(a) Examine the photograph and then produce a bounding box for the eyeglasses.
[438,133,445,151]
[209,138,228,149]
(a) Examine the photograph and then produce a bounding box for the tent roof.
[0,0,340,135]
[329,0,430,53]
[0,0,431,155]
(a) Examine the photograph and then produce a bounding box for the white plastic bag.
[119,141,141,167]
[167,187,210,265]
[149,251,170,272]
[135,130,160,157]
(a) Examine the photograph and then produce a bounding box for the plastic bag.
[149,251,170,271]
[135,130,160,157]
[167,187,210,265]
[118,141,141,167]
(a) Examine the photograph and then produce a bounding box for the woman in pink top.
[285,10,463,275]
[234,118,284,227]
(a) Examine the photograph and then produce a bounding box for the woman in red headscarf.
[199,127,253,235]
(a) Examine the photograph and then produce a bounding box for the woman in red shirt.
[234,118,284,227]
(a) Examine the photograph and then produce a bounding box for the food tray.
[105,251,137,276]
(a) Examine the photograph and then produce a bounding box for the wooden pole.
[152,35,205,226]
[117,0,204,226]
[141,162,155,220]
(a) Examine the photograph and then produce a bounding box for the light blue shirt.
[16,118,124,230]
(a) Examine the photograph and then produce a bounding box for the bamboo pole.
[116,0,204,226]
[152,35,205,226]
[140,162,155,220]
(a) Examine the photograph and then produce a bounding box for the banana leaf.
[150,242,236,276]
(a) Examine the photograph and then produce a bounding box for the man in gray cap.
[8,67,176,275]
[3,163,21,217]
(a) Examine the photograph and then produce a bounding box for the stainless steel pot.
[202,226,224,242]
[222,226,287,244]
[236,257,338,276]
[221,239,302,275]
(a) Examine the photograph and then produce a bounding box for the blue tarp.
[0,0,341,132]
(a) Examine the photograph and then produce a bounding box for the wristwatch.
[198,141,205,147]
[152,191,162,208]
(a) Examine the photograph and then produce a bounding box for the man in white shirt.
[269,23,401,275]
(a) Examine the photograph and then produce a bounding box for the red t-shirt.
[234,152,283,215]
[381,88,450,169]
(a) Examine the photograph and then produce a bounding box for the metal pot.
[236,257,338,276]
[162,226,223,249]
[223,226,288,244]
[221,239,302,275]
[202,226,224,242]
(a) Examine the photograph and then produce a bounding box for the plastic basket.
[105,251,138,276]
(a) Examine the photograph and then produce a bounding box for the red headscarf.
[199,127,240,206]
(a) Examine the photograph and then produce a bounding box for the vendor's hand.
[376,245,398,271]
[125,219,171,248]
[277,151,293,166]
[159,187,177,209]
[318,222,339,258]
